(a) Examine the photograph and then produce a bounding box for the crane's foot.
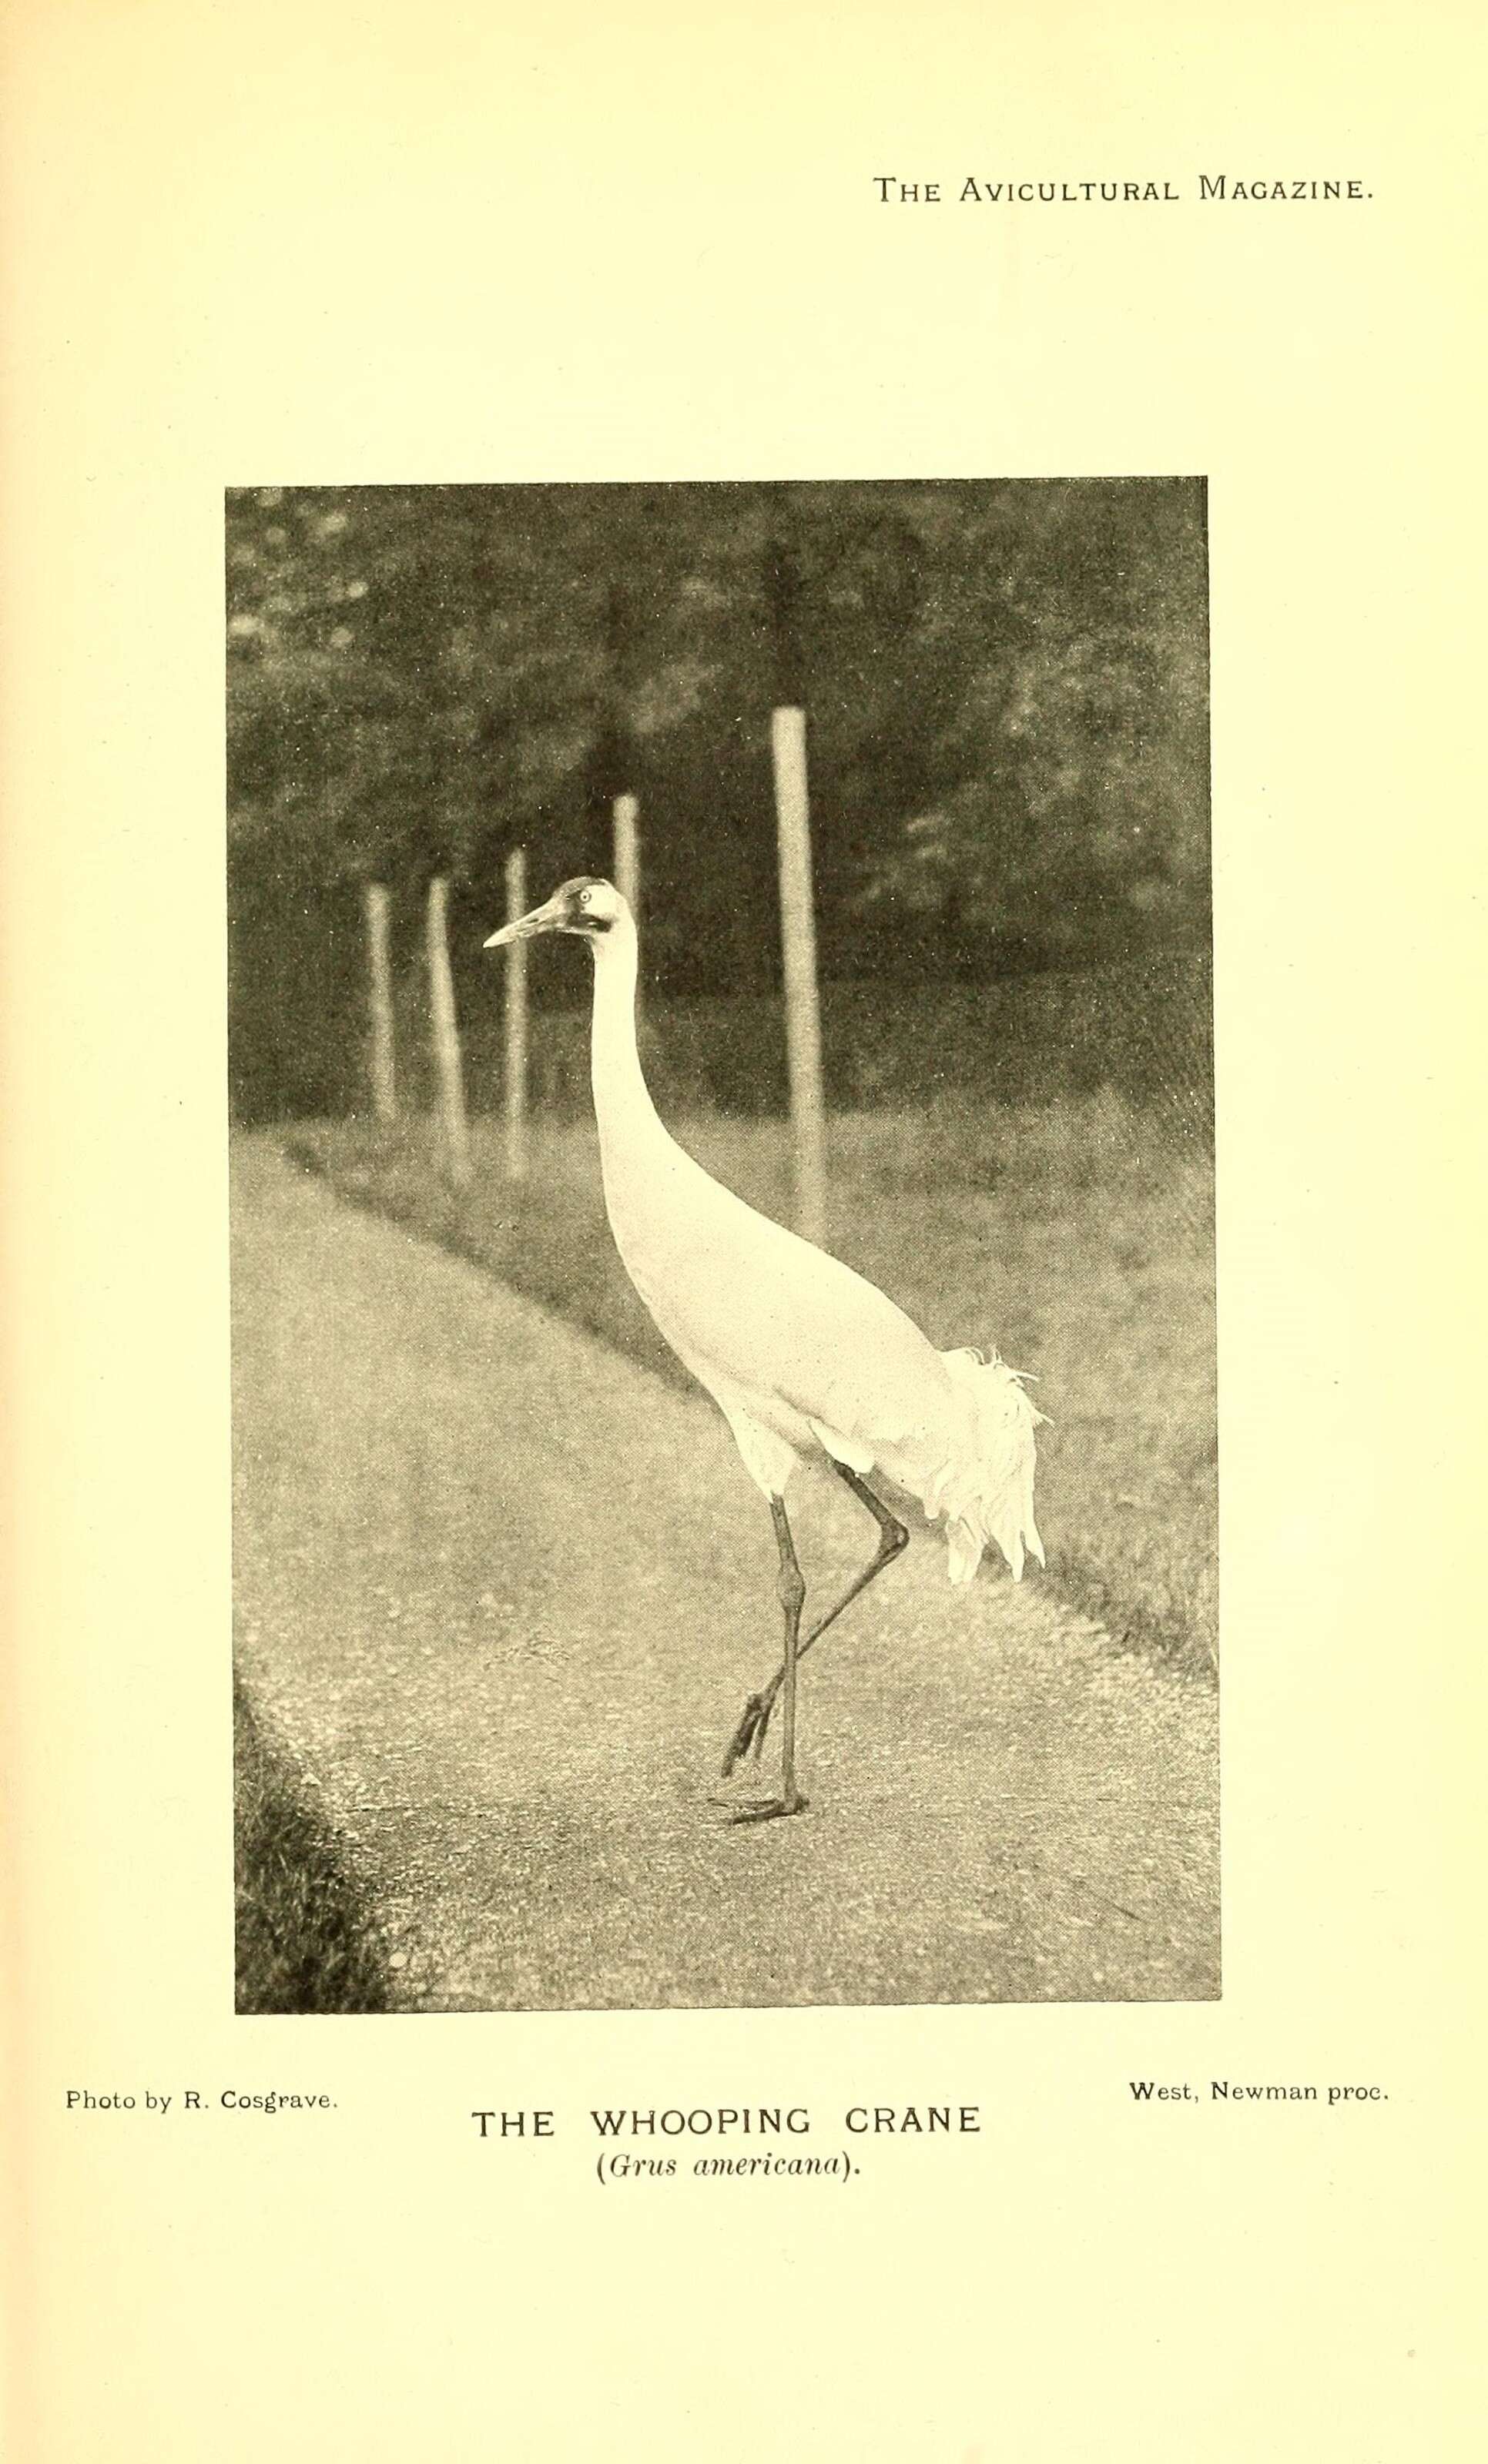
[726,1789,809,1825]
[720,1689,777,1777]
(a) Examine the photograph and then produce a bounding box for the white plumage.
[486,875,1044,1819]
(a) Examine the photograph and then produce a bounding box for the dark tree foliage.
[226,478,1208,1113]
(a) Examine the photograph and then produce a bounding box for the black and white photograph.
[229,477,1218,2011]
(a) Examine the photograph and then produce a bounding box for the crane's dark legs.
[726,1495,810,1823]
[721,1467,909,1782]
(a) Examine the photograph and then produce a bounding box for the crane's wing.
[605,1137,1044,1582]
[923,1347,1046,1582]
[806,1334,1044,1583]
[629,1163,939,1426]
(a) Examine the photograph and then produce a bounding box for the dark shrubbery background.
[227,477,1210,1130]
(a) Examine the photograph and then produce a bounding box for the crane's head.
[483,875,628,949]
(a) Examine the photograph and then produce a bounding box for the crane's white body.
[587,896,1044,1585]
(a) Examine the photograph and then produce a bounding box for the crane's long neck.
[588,917,671,1174]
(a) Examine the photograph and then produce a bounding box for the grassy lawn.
[289,1087,1216,1681]
[234,1671,390,2012]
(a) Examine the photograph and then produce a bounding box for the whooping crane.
[484,877,1044,1823]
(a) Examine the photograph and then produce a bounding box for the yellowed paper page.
[4,2,1480,2456]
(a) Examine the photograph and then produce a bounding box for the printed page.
[3,3,1480,2457]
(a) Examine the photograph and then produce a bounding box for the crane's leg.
[721,1467,909,1780]
[726,1494,810,1823]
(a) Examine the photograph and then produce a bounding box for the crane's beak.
[484,896,564,949]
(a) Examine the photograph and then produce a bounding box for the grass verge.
[234,1670,390,2013]
[288,1090,1217,1682]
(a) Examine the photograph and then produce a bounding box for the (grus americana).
[484,875,1045,1823]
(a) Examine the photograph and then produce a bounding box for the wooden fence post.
[425,872,471,1190]
[770,704,827,1246]
[613,792,642,1036]
[503,847,528,1183]
[363,879,397,1123]
[613,792,640,916]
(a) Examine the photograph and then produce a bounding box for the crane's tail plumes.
[931,1348,1047,1585]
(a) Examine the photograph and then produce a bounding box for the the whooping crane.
[484,877,1044,1822]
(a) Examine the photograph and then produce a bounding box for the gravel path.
[232,1137,1218,2008]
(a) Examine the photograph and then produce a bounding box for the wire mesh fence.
[460,950,1215,1146]
[231,921,1212,1153]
